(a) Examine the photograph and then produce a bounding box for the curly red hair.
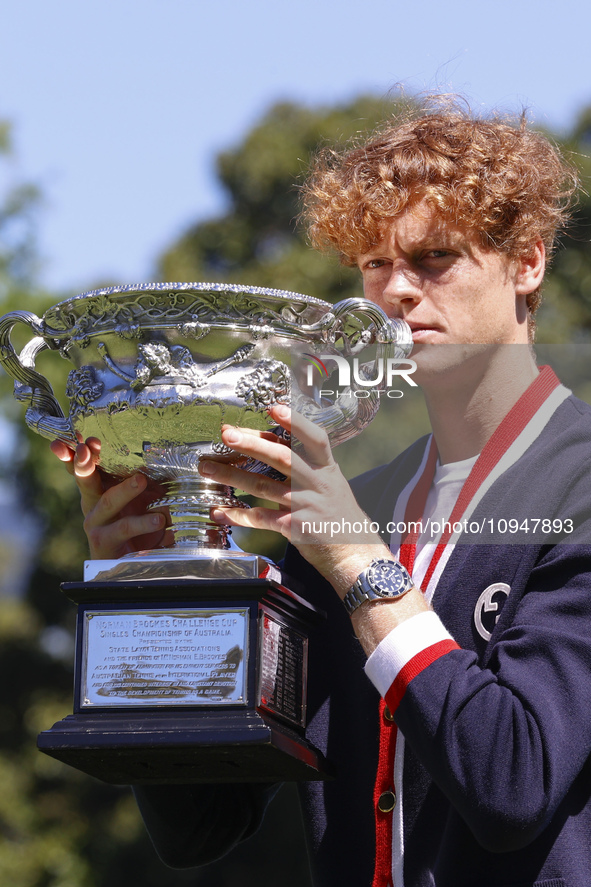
[301,103,579,315]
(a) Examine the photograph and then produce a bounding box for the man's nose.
[379,263,422,316]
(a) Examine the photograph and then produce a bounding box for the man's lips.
[408,324,442,342]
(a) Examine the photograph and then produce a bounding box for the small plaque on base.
[81,608,249,708]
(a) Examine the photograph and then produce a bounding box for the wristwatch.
[342,558,414,616]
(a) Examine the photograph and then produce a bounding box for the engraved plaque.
[258,611,307,728]
[81,608,249,707]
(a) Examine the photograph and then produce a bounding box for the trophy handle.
[298,298,413,448]
[0,310,77,447]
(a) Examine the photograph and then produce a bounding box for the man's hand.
[198,403,390,598]
[50,437,170,559]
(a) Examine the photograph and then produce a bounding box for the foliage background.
[0,94,590,886]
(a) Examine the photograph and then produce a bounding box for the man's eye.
[366,259,386,269]
[424,250,451,259]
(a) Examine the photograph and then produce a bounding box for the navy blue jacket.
[135,392,591,887]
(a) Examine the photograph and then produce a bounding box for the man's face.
[357,201,536,349]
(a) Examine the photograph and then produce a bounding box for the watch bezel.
[365,558,413,597]
[343,558,414,615]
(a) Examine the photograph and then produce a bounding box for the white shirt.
[411,454,478,589]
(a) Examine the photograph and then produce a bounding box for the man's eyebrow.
[413,231,472,253]
[356,225,469,261]
[415,226,464,243]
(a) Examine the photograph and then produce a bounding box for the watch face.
[367,560,411,597]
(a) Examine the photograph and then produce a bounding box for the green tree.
[535,110,591,343]
[159,95,406,303]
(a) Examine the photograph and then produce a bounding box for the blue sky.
[2,0,590,296]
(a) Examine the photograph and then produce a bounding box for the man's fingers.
[85,511,166,559]
[210,505,290,536]
[50,437,103,483]
[218,404,332,473]
[225,424,289,446]
[267,403,333,467]
[85,473,149,525]
[200,457,291,504]
[50,439,75,461]
[85,437,101,456]
[76,471,108,516]
[50,439,76,474]
[73,441,100,478]
[290,418,334,468]
[52,435,173,559]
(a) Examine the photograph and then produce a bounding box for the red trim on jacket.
[385,639,461,715]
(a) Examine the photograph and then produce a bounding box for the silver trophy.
[0,282,412,783]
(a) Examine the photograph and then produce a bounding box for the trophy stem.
[148,475,245,551]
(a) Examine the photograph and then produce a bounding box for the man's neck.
[422,345,539,465]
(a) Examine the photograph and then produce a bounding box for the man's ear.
[515,239,546,295]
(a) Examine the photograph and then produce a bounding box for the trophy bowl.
[0,282,412,561]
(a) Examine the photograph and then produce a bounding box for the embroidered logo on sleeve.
[474,582,511,641]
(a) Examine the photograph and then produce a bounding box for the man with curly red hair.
[56,102,591,887]
[303,105,576,333]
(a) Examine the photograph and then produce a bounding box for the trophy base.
[37,709,329,784]
[37,575,330,784]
